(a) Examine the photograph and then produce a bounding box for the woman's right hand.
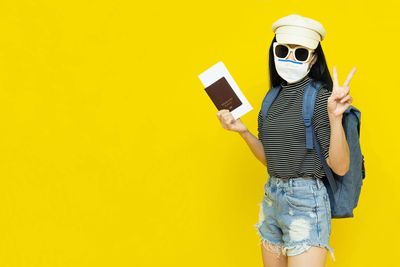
[216,109,248,134]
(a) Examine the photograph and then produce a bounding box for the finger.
[333,66,339,89]
[217,110,227,119]
[222,111,233,119]
[222,113,234,124]
[341,98,353,110]
[338,86,350,98]
[219,110,230,120]
[342,102,352,111]
[340,94,352,103]
[331,85,343,96]
[329,89,343,101]
[344,86,350,96]
[219,109,229,115]
[343,67,357,87]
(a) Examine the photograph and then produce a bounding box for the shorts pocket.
[264,183,274,203]
[284,188,317,212]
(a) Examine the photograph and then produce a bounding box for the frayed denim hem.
[283,241,336,262]
[259,238,285,259]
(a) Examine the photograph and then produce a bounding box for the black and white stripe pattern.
[258,75,332,179]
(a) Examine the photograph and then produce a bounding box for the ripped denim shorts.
[254,175,335,262]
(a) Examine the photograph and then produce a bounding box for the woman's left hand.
[327,66,357,119]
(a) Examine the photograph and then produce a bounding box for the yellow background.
[0,0,397,266]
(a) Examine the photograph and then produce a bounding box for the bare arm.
[326,114,350,176]
[239,130,266,166]
[216,110,266,166]
[326,65,357,176]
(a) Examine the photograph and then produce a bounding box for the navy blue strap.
[261,86,281,119]
[303,79,338,197]
[312,129,339,195]
[302,82,318,149]
[344,106,361,133]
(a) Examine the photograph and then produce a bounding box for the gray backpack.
[260,78,366,218]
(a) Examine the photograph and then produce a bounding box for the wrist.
[239,128,250,136]
[328,113,343,124]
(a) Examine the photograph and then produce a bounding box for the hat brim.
[276,33,319,49]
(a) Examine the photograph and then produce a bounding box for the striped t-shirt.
[257,75,332,179]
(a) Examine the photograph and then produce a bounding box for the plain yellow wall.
[0,0,398,266]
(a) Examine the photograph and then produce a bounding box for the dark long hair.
[268,35,333,91]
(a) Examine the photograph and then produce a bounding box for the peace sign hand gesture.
[327,66,357,119]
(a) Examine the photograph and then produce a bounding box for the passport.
[198,61,253,120]
[204,76,242,112]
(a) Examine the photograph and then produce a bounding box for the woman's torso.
[257,75,332,179]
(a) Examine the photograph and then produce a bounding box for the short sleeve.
[312,87,332,160]
[257,109,263,141]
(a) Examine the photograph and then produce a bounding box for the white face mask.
[274,56,314,84]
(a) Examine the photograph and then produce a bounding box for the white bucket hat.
[272,14,326,50]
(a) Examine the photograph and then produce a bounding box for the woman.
[216,14,356,267]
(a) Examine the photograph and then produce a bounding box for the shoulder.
[314,85,331,110]
[316,86,332,101]
[312,85,331,125]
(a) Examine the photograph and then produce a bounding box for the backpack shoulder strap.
[261,85,281,119]
[303,79,339,194]
[302,79,322,149]
[344,105,361,134]
[343,105,365,179]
